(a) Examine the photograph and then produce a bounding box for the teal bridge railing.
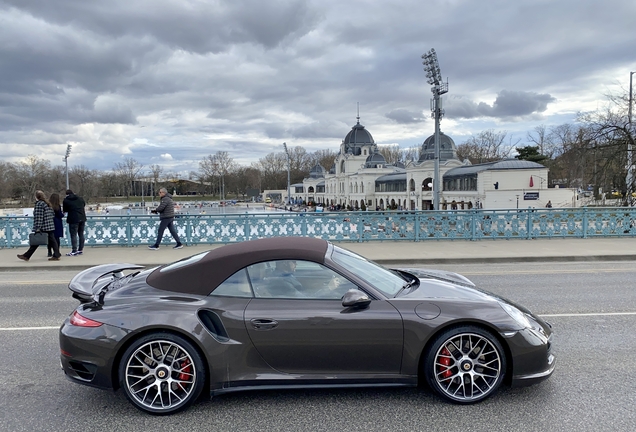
[1,207,636,248]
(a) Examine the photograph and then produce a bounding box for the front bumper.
[512,353,556,386]
[502,326,556,387]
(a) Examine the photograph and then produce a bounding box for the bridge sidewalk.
[1,237,635,271]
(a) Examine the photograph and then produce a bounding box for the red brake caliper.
[439,347,452,379]
[178,359,192,381]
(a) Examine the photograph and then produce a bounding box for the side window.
[247,260,357,300]
[210,269,253,298]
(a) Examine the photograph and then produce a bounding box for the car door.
[244,260,404,375]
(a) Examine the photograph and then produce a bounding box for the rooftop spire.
[356,102,360,124]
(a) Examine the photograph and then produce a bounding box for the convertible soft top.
[146,236,329,295]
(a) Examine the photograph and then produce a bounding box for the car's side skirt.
[210,376,418,396]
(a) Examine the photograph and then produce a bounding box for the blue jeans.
[68,221,85,252]
[153,218,182,247]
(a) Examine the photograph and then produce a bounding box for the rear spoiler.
[69,264,145,303]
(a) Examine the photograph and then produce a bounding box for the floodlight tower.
[283,142,291,206]
[63,144,72,190]
[422,49,448,210]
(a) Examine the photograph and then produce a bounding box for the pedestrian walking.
[148,188,184,250]
[47,193,64,258]
[63,189,87,256]
[546,200,553,208]
[17,190,61,262]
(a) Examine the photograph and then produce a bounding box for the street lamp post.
[283,142,291,206]
[63,144,72,190]
[422,48,448,211]
[627,71,635,206]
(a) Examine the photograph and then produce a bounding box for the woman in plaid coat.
[17,190,61,262]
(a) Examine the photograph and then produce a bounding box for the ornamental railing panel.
[2,207,636,248]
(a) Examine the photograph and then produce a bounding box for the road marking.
[541,312,636,318]
[0,281,68,285]
[0,326,59,331]
[459,268,636,276]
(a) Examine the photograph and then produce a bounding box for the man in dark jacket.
[148,188,184,250]
[62,189,86,256]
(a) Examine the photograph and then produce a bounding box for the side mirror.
[342,289,371,309]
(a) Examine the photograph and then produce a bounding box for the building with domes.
[292,117,578,210]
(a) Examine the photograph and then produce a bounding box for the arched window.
[340,160,346,173]
[409,179,415,192]
[360,182,364,193]
[422,178,433,191]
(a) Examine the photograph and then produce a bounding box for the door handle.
[250,318,279,330]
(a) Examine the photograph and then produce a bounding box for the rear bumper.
[59,318,129,390]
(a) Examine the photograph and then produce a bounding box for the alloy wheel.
[429,329,504,403]
[122,338,200,413]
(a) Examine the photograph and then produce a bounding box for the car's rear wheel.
[424,326,506,404]
[119,333,206,415]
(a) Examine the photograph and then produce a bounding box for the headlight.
[499,302,532,329]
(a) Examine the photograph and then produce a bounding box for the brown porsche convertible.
[60,237,555,415]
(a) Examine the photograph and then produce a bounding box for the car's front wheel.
[424,326,506,403]
[119,333,206,415]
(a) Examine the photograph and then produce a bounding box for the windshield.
[331,246,406,297]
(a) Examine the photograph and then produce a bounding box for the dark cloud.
[0,0,633,172]
[445,91,556,120]
[3,0,319,53]
[385,109,425,124]
[288,121,348,140]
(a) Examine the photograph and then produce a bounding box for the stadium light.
[422,49,448,210]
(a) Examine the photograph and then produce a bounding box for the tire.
[424,326,506,404]
[118,332,206,415]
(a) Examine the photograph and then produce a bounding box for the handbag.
[29,231,48,246]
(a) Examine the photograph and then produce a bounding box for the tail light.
[70,311,103,327]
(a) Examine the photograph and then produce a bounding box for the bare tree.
[97,172,123,200]
[68,165,98,199]
[309,149,337,173]
[113,157,143,197]
[0,161,17,201]
[14,155,51,204]
[577,95,635,203]
[378,145,402,165]
[257,152,287,190]
[147,164,164,198]
[229,166,261,198]
[402,146,420,163]
[527,125,556,157]
[198,154,220,196]
[456,130,516,164]
[215,151,235,200]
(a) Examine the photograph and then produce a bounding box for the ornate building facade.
[292,118,578,210]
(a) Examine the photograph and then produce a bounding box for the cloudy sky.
[1,0,634,174]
